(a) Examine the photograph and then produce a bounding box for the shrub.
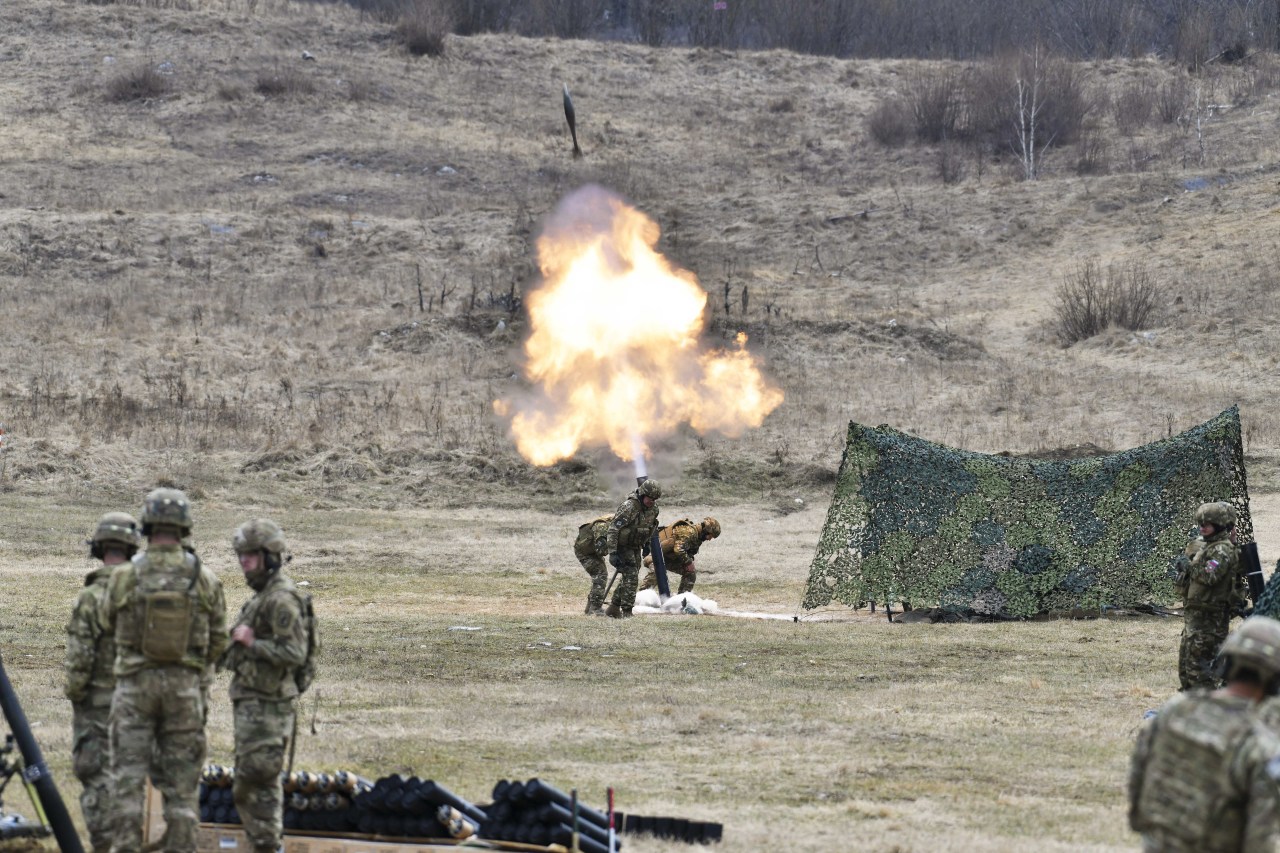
[446,0,517,35]
[522,0,605,38]
[967,50,1094,154]
[905,69,964,143]
[105,64,171,102]
[1156,76,1189,124]
[1054,258,1160,344]
[255,65,315,97]
[396,0,452,56]
[1112,79,1154,136]
[866,98,912,146]
[630,0,674,47]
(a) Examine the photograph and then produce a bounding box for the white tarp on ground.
[633,588,718,614]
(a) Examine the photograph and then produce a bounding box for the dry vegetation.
[5,0,1280,848]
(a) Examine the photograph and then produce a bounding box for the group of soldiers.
[64,487,317,853]
[572,479,722,617]
[1129,501,1280,851]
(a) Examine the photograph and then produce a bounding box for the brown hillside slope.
[2,0,1279,512]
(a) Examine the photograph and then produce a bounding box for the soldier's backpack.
[293,590,320,694]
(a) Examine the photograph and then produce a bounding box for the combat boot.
[605,603,622,619]
[586,606,606,617]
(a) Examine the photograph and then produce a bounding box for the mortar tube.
[416,779,488,825]
[0,651,84,853]
[537,802,612,846]
[525,778,609,828]
[550,823,609,853]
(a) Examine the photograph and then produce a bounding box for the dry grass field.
[5,0,1280,848]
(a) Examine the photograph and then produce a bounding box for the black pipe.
[524,777,609,829]
[416,779,487,826]
[536,801,612,845]
[549,822,610,853]
[0,651,85,853]
[1242,542,1265,607]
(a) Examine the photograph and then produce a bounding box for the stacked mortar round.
[199,765,369,832]
[351,774,485,839]
[485,778,618,852]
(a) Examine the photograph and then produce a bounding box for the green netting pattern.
[803,407,1252,618]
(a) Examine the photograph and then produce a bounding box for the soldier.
[604,479,661,619]
[1176,501,1245,690]
[222,519,317,853]
[101,488,227,853]
[1130,616,1280,851]
[640,516,721,596]
[65,512,141,852]
[574,514,613,616]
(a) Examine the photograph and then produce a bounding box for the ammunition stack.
[615,812,723,844]
[484,778,617,853]
[352,775,485,839]
[199,765,369,832]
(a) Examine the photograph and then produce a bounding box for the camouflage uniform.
[1129,689,1280,852]
[1178,518,1244,690]
[606,483,661,616]
[574,515,612,615]
[102,501,227,853]
[226,571,310,853]
[640,518,716,595]
[65,563,119,852]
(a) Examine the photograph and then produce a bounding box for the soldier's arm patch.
[1207,559,1219,573]
[276,609,294,630]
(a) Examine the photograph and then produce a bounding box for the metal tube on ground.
[550,823,609,853]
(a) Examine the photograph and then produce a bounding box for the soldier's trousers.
[72,697,114,853]
[640,565,696,595]
[574,527,608,613]
[233,697,295,853]
[1179,605,1231,690]
[110,666,206,853]
[609,548,643,612]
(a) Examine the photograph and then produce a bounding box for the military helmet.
[700,516,721,539]
[92,512,141,549]
[1196,501,1237,530]
[638,479,662,500]
[232,519,288,556]
[141,488,194,536]
[1219,617,1280,681]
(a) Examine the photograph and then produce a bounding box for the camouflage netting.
[804,407,1253,618]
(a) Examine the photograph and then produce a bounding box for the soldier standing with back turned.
[65,512,141,852]
[1130,616,1280,852]
[605,479,661,619]
[222,519,316,853]
[1176,501,1245,690]
[101,488,227,852]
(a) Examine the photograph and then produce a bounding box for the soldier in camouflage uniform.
[101,488,227,853]
[640,516,721,596]
[65,512,141,852]
[574,514,613,616]
[1130,616,1280,851]
[604,479,661,619]
[1176,501,1246,691]
[222,519,315,853]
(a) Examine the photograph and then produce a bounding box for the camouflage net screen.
[803,407,1253,618]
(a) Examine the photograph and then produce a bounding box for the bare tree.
[1014,45,1051,180]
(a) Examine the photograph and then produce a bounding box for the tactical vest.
[658,520,701,561]
[114,549,208,667]
[230,574,318,700]
[1133,694,1258,850]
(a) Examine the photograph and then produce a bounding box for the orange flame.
[495,186,783,467]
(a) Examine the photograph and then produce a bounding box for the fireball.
[495,186,783,467]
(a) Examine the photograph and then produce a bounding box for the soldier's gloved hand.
[608,552,622,570]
